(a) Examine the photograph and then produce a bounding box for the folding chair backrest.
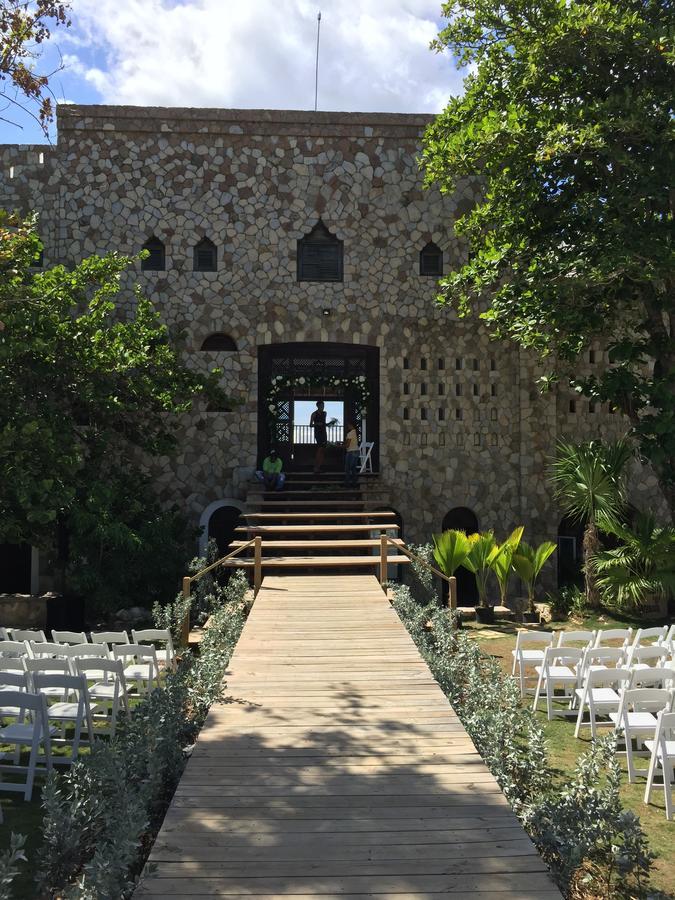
[549,647,584,666]
[632,626,668,647]
[0,640,29,658]
[12,629,47,643]
[75,658,125,681]
[618,688,674,716]
[90,631,130,647]
[0,627,8,641]
[581,647,625,673]
[557,630,595,647]
[132,629,174,659]
[33,672,86,696]
[114,644,158,664]
[594,628,632,648]
[24,658,70,677]
[28,641,65,659]
[587,666,632,688]
[0,689,45,715]
[0,657,26,674]
[630,667,675,689]
[628,645,669,667]
[60,643,109,661]
[0,671,28,690]
[51,631,88,645]
[662,624,675,648]
[515,630,554,649]
[654,709,675,742]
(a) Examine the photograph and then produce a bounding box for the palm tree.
[595,512,675,614]
[432,529,476,608]
[550,439,633,608]
[489,526,524,607]
[512,541,557,614]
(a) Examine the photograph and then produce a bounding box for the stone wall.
[0,105,667,556]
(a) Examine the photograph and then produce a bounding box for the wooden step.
[241,512,396,520]
[229,539,404,551]
[235,524,400,535]
[248,488,388,496]
[245,501,386,508]
[222,555,411,569]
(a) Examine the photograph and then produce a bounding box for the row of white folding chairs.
[0,628,176,671]
[645,710,675,820]
[512,628,675,697]
[0,643,161,699]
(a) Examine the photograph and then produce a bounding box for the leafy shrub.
[37,570,250,899]
[0,834,26,900]
[390,583,655,898]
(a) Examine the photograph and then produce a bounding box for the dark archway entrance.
[557,517,584,589]
[0,542,32,593]
[257,342,379,472]
[441,507,479,606]
[207,506,242,557]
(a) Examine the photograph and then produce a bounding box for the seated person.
[255,449,285,491]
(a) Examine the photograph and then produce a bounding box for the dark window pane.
[201,333,237,351]
[142,237,165,271]
[420,242,443,276]
[194,238,217,272]
[298,220,343,282]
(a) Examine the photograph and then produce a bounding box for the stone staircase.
[225,471,411,576]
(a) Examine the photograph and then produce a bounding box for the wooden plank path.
[137,575,560,898]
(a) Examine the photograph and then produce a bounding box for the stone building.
[0,105,665,595]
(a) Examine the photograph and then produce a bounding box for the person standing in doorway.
[344,421,360,487]
[310,400,328,473]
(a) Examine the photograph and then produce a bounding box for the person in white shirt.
[344,422,359,486]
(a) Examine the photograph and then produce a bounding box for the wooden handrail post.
[180,576,191,648]
[379,533,388,587]
[253,536,262,596]
[449,575,457,611]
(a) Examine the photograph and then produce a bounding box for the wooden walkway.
[137,575,560,898]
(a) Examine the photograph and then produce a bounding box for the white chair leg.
[532,669,544,713]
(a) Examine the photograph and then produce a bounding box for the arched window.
[420,241,443,277]
[141,237,165,271]
[200,333,237,351]
[297,220,343,282]
[441,507,479,605]
[193,237,217,272]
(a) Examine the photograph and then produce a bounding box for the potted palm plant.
[594,512,675,618]
[432,528,476,609]
[489,526,524,615]
[512,540,557,623]
[462,531,500,623]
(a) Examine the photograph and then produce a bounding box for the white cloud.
[65,0,463,113]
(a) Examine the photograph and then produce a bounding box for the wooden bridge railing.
[378,534,457,610]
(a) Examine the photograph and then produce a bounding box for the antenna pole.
[314,11,321,112]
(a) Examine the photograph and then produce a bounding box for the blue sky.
[0,1,465,145]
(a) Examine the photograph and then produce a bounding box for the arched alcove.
[420,241,443,276]
[557,516,584,589]
[297,220,343,282]
[200,333,237,351]
[441,507,479,605]
[193,237,217,272]
[0,542,33,593]
[141,236,165,271]
[198,499,245,557]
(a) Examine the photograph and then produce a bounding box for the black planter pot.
[475,606,495,624]
[522,611,541,625]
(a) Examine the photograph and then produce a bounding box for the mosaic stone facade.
[0,105,666,568]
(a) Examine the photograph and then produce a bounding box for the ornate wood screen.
[257,342,380,471]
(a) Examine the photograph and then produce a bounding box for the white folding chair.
[51,630,88,645]
[33,673,97,763]
[644,710,675,819]
[0,671,28,717]
[76,659,129,738]
[511,631,555,698]
[132,629,176,672]
[90,630,130,650]
[358,440,374,474]
[626,645,669,670]
[0,628,9,641]
[0,690,54,800]
[12,629,47,643]
[113,645,160,696]
[24,658,72,695]
[611,688,674,782]
[28,641,66,660]
[632,626,668,648]
[532,647,584,719]
[594,628,633,650]
[0,641,29,659]
[574,667,632,739]
[556,630,596,648]
[660,624,675,651]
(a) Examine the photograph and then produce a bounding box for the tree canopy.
[0,0,71,132]
[423,0,674,517]
[0,212,224,606]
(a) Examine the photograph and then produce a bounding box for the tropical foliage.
[595,512,675,613]
[489,526,524,607]
[461,531,499,607]
[551,440,633,608]
[513,541,558,613]
[431,528,475,577]
[422,0,675,518]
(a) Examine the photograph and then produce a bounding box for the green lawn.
[465,610,675,898]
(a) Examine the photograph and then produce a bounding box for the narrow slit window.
[455,384,462,397]
[403,408,409,421]
[421,383,427,396]
[419,241,443,276]
[438,408,445,421]
[438,383,445,396]
[421,358,427,371]
[141,237,165,271]
[491,384,497,397]
[421,408,427,421]
[193,237,217,272]
[455,408,463,421]
[403,357,410,370]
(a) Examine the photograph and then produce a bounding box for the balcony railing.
[293,424,343,445]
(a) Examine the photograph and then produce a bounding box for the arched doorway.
[198,500,245,557]
[0,542,32,593]
[257,342,380,472]
[441,507,479,605]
